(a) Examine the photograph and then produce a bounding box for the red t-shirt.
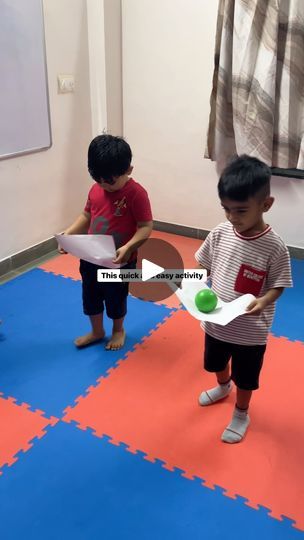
[84,178,152,260]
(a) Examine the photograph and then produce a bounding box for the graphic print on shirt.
[234,264,267,296]
[114,196,127,216]
[91,216,123,248]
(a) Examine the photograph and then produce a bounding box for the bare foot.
[105,329,126,351]
[74,330,105,348]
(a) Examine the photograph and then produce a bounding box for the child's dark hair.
[88,134,132,183]
[218,155,271,201]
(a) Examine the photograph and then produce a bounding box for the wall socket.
[57,74,75,94]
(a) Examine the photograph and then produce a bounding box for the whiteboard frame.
[0,0,52,161]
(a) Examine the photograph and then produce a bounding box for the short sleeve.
[266,246,293,289]
[84,198,91,214]
[195,232,213,270]
[132,187,153,222]
[84,189,92,214]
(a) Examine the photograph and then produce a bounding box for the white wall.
[122,0,304,248]
[104,0,123,135]
[0,0,92,261]
[86,0,122,138]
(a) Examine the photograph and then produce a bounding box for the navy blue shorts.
[204,333,266,390]
[79,259,137,320]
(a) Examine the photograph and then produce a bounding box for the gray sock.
[198,380,233,406]
[221,407,250,443]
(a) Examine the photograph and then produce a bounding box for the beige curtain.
[205,0,304,171]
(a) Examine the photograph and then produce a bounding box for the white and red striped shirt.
[195,222,293,345]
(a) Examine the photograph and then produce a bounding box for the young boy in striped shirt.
[195,155,292,443]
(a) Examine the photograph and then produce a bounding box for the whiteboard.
[0,0,52,160]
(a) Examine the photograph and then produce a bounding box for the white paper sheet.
[175,280,255,326]
[55,234,121,268]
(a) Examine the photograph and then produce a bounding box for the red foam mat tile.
[0,396,58,470]
[39,254,80,280]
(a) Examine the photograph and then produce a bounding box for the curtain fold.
[205,0,304,171]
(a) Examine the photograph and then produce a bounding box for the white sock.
[198,380,233,406]
[221,407,250,443]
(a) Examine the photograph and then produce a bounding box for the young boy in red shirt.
[61,134,153,350]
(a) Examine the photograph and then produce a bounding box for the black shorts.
[79,259,137,320]
[204,333,266,391]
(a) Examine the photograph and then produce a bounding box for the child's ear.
[263,196,274,212]
[127,165,133,175]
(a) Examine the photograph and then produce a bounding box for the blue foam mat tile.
[255,505,272,516]
[234,494,250,505]
[280,516,298,528]
[0,421,302,540]
[271,259,304,342]
[0,269,171,417]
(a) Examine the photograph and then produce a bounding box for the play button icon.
[129,237,184,303]
[142,259,165,282]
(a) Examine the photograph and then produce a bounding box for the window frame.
[271,167,304,179]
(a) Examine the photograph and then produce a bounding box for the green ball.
[195,289,218,313]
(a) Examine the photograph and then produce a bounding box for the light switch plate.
[57,74,75,93]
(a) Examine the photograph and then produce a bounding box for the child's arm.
[113,221,153,264]
[58,212,90,253]
[246,287,284,315]
[246,243,292,315]
[63,212,90,235]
